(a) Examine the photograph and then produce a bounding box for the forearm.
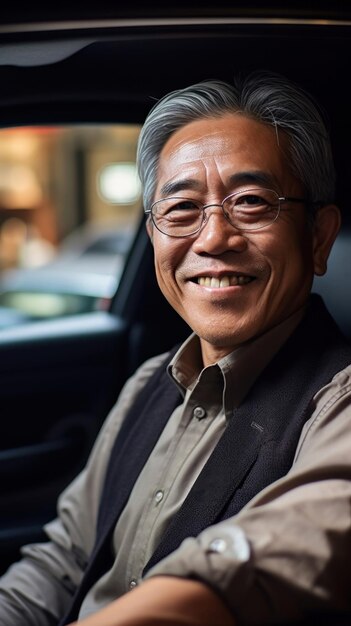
[67,576,235,626]
[0,555,74,626]
[0,472,96,624]
[146,476,351,624]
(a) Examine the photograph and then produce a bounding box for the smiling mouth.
[197,275,254,288]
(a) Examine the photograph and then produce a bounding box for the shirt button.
[129,578,138,589]
[193,406,206,420]
[154,489,164,504]
[208,538,227,553]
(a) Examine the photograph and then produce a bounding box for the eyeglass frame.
[144,187,317,238]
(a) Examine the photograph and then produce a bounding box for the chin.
[197,327,253,350]
[194,314,259,347]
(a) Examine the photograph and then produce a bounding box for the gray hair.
[137,71,335,214]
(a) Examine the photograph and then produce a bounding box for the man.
[0,72,350,626]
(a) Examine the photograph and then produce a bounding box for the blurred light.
[98,162,141,205]
[0,163,43,208]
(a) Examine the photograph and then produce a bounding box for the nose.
[193,205,248,254]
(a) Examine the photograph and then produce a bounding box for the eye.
[234,192,271,210]
[169,199,198,211]
[158,198,201,222]
[223,189,279,227]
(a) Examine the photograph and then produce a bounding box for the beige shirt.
[0,307,350,625]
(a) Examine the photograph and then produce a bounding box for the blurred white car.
[0,225,134,322]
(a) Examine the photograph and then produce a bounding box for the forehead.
[156,113,293,192]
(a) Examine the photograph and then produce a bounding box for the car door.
[0,218,188,574]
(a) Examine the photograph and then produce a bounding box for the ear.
[312,204,341,276]
[146,216,154,244]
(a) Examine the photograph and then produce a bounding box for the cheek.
[154,255,173,290]
[153,236,185,300]
[254,221,313,281]
[258,226,315,303]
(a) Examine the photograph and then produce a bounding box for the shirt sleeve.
[0,352,168,626]
[145,366,351,624]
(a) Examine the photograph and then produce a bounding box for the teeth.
[238,276,250,285]
[198,275,252,288]
[218,276,229,288]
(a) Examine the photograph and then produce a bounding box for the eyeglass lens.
[151,188,280,236]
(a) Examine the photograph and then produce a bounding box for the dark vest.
[61,295,351,625]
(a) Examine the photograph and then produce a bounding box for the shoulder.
[62,349,175,497]
[98,349,173,441]
[294,362,351,464]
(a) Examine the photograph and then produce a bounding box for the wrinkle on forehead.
[156,114,298,199]
[161,114,287,168]
[166,129,237,164]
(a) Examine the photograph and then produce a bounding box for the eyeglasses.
[145,188,308,238]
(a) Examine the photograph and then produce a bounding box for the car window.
[0,124,142,326]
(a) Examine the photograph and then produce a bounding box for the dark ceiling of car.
[0,12,350,223]
[0,1,349,22]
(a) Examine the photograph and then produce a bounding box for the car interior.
[0,3,350,591]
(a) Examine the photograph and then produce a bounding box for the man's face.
[148,113,334,365]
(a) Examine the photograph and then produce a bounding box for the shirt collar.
[168,305,306,415]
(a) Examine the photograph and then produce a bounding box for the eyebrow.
[159,170,279,198]
[228,171,278,188]
[159,178,202,197]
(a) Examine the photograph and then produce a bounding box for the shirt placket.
[125,365,224,587]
